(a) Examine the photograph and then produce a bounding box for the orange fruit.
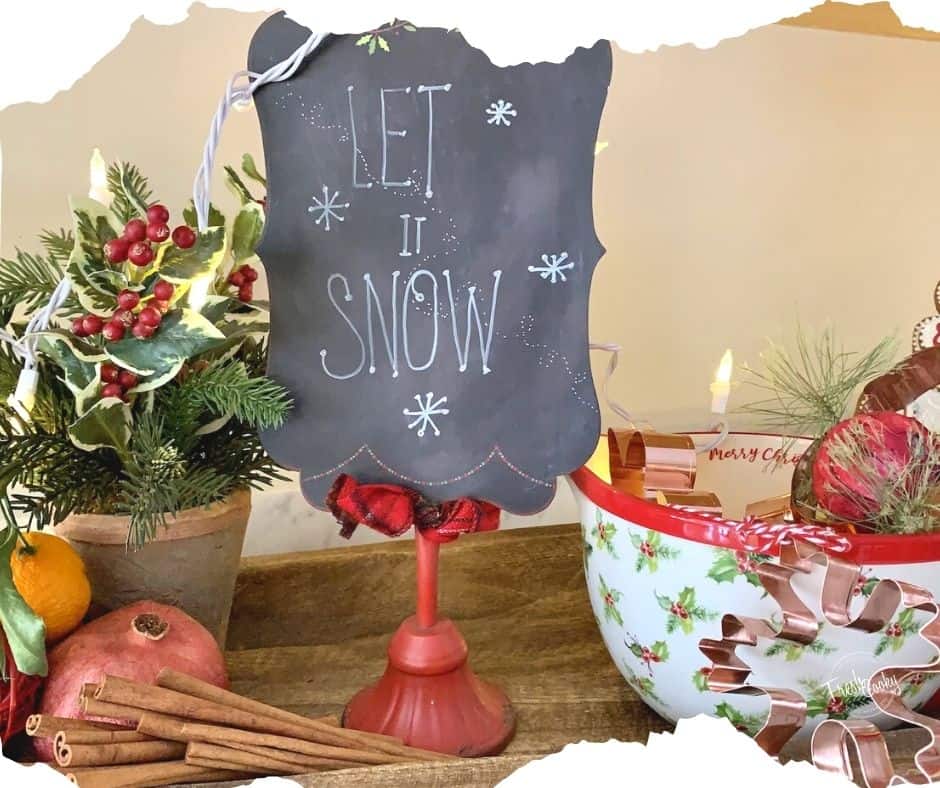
[9,532,91,642]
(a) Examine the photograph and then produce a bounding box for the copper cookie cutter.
[608,428,697,498]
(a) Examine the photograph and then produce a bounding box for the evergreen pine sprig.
[0,249,64,322]
[115,414,231,547]
[164,358,291,432]
[105,161,152,224]
[38,228,74,265]
[738,326,896,439]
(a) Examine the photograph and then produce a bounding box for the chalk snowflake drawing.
[528,252,574,284]
[485,99,517,127]
[403,392,450,437]
[307,185,350,231]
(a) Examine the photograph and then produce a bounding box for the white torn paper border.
[497,716,855,787]
[0,751,304,788]
[4,1,940,110]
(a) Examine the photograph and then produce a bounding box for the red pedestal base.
[343,615,516,757]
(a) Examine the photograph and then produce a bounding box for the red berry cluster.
[72,280,175,342]
[103,204,197,268]
[227,264,258,303]
[99,363,138,402]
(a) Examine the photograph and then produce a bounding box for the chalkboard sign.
[251,16,612,514]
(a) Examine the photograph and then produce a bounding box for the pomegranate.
[35,601,226,760]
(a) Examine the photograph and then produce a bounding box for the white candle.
[187,275,211,312]
[88,148,110,205]
[710,349,733,415]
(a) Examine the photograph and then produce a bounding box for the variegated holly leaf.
[231,201,264,262]
[36,331,106,396]
[104,309,225,377]
[199,295,232,325]
[0,528,47,676]
[158,227,226,283]
[128,365,186,394]
[183,201,226,230]
[68,397,132,452]
[73,378,100,417]
[66,197,127,316]
[220,319,270,340]
[650,641,669,662]
[242,153,267,187]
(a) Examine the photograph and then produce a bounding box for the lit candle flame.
[710,349,733,415]
[88,148,110,205]
[715,349,733,385]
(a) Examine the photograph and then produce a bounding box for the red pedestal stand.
[343,529,516,756]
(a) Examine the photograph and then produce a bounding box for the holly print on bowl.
[654,588,717,636]
[572,431,940,740]
[630,530,679,573]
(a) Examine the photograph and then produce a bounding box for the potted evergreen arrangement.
[0,155,289,644]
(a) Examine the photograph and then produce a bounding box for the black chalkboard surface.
[251,16,612,514]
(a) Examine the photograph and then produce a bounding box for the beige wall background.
[0,6,936,552]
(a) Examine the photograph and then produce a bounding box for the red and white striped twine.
[672,506,852,555]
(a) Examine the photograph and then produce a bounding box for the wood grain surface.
[187,522,927,787]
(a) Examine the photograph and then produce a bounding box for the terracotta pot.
[55,489,250,646]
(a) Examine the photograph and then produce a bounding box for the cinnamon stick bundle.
[56,739,186,768]
[25,715,130,738]
[98,674,443,760]
[157,669,343,730]
[137,710,409,766]
[228,741,364,770]
[185,741,301,775]
[63,760,255,788]
[80,695,146,726]
[56,730,152,746]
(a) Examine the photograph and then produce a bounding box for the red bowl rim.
[569,438,940,566]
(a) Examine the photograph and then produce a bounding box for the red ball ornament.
[813,411,930,522]
[239,264,259,283]
[153,299,171,314]
[101,383,125,400]
[104,237,130,264]
[117,289,141,310]
[81,315,103,336]
[123,218,147,243]
[146,223,171,243]
[71,318,88,337]
[238,283,253,303]
[228,270,246,288]
[118,370,139,390]
[102,321,125,341]
[128,241,154,267]
[146,204,170,225]
[153,280,174,301]
[171,225,196,249]
[132,322,156,339]
[100,363,120,383]
[137,306,162,328]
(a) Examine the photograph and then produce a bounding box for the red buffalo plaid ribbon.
[326,474,501,543]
